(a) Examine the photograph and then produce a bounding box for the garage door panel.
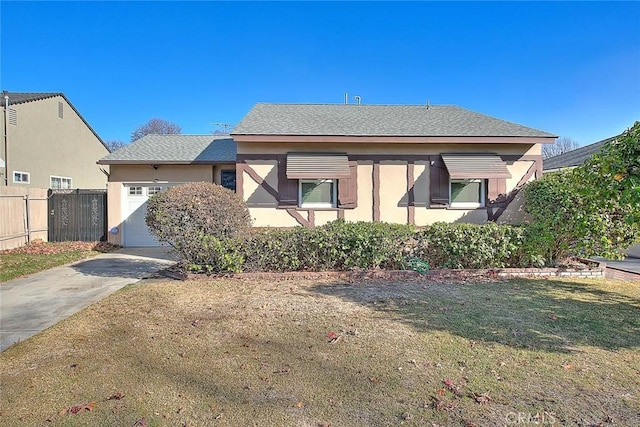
[123,184,169,247]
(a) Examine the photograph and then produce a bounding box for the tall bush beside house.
[145,182,251,271]
[524,121,640,264]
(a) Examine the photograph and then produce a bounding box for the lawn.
[0,276,638,426]
[0,241,118,282]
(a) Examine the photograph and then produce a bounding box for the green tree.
[524,122,640,263]
[575,121,640,224]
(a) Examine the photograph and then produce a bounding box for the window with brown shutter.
[429,158,450,207]
[277,155,298,207]
[338,161,357,208]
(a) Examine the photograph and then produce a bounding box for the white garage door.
[123,184,170,247]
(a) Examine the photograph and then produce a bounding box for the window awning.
[286,152,351,179]
[441,154,511,179]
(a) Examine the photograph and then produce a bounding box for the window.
[128,186,143,196]
[50,176,72,189]
[220,170,236,192]
[450,179,485,208]
[13,171,30,184]
[299,179,336,208]
[148,186,162,195]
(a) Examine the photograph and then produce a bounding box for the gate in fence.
[48,189,107,242]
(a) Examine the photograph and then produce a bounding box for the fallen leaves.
[0,240,118,255]
[470,392,492,404]
[59,401,95,416]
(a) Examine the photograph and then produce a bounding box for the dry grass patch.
[1,277,639,426]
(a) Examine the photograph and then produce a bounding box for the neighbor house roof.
[1,91,107,150]
[1,92,62,106]
[232,103,557,138]
[98,135,237,164]
[543,135,617,171]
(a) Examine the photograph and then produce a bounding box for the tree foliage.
[574,121,640,224]
[131,118,182,142]
[542,136,579,159]
[524,122,640,263]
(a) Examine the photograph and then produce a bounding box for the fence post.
[25,193,31,243]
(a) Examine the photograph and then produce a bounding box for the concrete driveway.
[0,247,177,352]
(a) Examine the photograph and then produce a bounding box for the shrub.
[145,182,251,265]
[523,170,638,263]
[241,220,415,272]
[412,222,527,269]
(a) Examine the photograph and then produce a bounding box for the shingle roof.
[1,91,62,106]
[1,91,107,150]
[98,135,237,164]
[232,103,557,138]
[543,135,617,171]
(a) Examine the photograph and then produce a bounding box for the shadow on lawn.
[310,278,640,353]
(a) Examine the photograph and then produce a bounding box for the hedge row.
[183,220,535,274]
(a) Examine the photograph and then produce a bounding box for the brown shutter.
[277,155,298,207]
[338,161,358,208]
[429,157,450,207]
[487,178,507,205]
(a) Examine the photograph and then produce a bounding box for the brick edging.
[160,266,604,281]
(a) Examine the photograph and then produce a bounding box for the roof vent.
[354,96,361,105]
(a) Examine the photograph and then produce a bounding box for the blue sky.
[1,1,639,146]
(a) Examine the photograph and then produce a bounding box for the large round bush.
[145,182,251,264]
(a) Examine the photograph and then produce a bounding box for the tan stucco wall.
[379,161,408,224]
[238,141,540,228]
[344,162,373,222]
[1,95,109,189]
[108,164,218,183]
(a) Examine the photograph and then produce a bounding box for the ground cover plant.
[0,241,119,282]
[1,276,638,426]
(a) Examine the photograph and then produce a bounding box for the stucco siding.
[344,162,373,222]
[108,164,216,183]
[506,161,534,192]
[249,208,300,227]
[2,96,109,188]
[379,161,408,224]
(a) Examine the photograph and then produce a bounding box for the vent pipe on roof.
[354,95,361,105]
[344,92,348,104]
[426,99,430,109]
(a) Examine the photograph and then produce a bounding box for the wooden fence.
[0,187,49,251]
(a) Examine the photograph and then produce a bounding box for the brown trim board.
[373,161,380,222]
[407,161,415,225]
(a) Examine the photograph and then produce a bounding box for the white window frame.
[128,186,144,196]
[147,186,163,196]
[13,171,30,184]
[50,175,72,189]
[449,179,486,208]
[299,179,337,208]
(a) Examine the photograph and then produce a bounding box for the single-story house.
[543,135,616,173]
[99,103,556,246]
